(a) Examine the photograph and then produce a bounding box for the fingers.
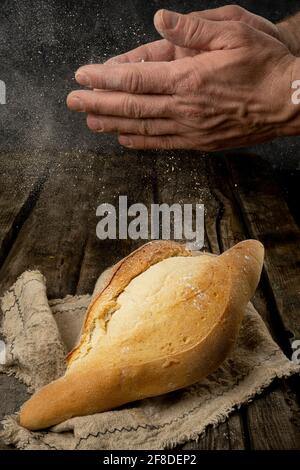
[87,114,180,136]
[67,90,173,118]
[118,134,190,150]
[187,6,278,39]
[187,5,246,22]
[104,39,176,64]
[118,128,274,151]
[154,9,252,50]
[104,6,265,65]
[75,61,176,94]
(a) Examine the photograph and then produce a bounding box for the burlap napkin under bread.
[0,261,299,450]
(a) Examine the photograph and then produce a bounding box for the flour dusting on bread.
[20,240,264,430]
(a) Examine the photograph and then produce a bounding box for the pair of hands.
[67,5,299,151]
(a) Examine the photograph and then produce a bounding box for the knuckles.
[180,106,203,120]
[230,21,253,43]
[174,69,203,95]
[138,135,174,150]
[139,119,153,136]
[122,95,142,118]
[125,67,145,93]
[221,4,245,19]
[161,136,176,149]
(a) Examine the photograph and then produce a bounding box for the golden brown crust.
[67,240,191,365]
[20,240,264,431]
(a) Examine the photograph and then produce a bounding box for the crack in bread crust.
[67,241,191,366]
[19,239,264,430]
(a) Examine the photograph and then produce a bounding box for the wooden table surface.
[0,150,299,450]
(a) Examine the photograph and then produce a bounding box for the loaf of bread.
[20,239,264,430]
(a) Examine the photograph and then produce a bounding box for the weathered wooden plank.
[1,151,299,450]
[225,154,300,343]
[208,155,300,450]
[0,150,155,449]
[276,170,300,228]
[76,149,245,449]
[154,151,218,252]
[76,151,155,295]
[0,152,50,449]
[0,152,49,269]
[155,151,246,450]
[183,412,245,450]
[0,151,99,298]
[0,151,101,449]
[246,383,300,450]
[0,374,29,450]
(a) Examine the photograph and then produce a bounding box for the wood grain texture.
[0,375,29,450]
[183,413,245,450]
[0,152,50,449]
[0,151,299,450]
[208,155,300,450]
[225,154,300,342]
[245,384,300,450]
[1,0,299,451]
[154,151,246,450]
[0,152,49,269]
[76,151,155,295]
[0,152,99,298]
[0,149,155,448]
[0,151,99,449]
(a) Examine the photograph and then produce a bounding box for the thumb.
[154,9,246,50]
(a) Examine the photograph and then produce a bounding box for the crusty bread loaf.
[20,239,264,430]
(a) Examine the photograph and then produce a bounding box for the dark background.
[0,0,300,169]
